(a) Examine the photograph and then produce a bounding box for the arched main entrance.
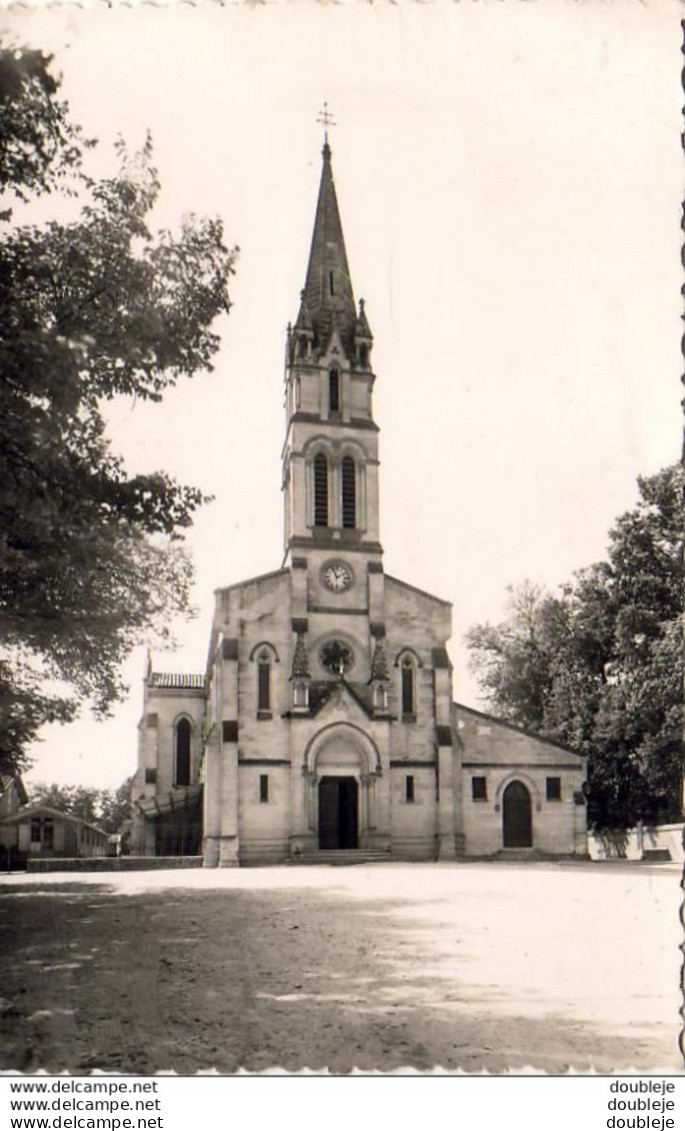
[303,722,381,852]
[502,781,533,848]
[318,777,359,849]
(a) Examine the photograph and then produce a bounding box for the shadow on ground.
[0,877,676,1074]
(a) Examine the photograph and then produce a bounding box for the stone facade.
[456,705,588,857]
[131,139,587,864]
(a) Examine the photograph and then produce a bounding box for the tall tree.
[463,580,568,732]
[97,778,133,834]
[27,781,101,824]
[0,45,86,206]
[466,464,684,829]
[0,48,237,776]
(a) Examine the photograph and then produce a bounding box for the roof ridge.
[148,672,206,690]
[0,804,108,833]
[453,702,586,758]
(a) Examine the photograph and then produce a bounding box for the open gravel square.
[0,861,680,1074]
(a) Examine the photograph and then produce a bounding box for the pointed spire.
[370,639,389,683]
[355,298,373,341]
[290,632,311,680]
[294,289,314,333]
[290,631,312,713]
[300,140,356,355]
[370,639,390,716]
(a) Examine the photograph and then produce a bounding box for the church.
[130,135,588,865]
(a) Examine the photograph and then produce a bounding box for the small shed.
[0,804,109,860]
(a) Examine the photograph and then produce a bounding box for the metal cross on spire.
[317,102,336,144]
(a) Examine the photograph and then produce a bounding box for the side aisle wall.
[455,705,588,857]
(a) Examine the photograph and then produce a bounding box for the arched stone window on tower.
[250,643,279,719]
[313,453,328,527]
[329,368,340,414]
[174,718,192,787]
[257,650,271,716]
[341,455,356,529]
[401,656,416,720]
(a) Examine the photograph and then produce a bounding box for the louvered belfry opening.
[329,368,340,412]
[341,455,356,528]
[314,453,329,525]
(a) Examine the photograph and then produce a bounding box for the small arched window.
[329,369,340,413]
[175,718,192,787]
[341,456,356,529]
[257,649,271,714]
[401,656,416,717]
[313,453,328,526]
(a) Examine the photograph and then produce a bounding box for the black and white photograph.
[0,0,682,1084]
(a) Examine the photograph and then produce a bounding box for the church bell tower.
[133,114,588,870]
[282,137,381,572]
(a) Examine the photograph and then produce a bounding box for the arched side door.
[502,781,533,848]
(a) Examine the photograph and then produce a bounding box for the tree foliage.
[97,778,133,834]
[0,46,86,207]
[0,47,237,776]
[28,778,132,833]
[465,465,684,829]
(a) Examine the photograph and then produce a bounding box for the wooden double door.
[318,776,359,850]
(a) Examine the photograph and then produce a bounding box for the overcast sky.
[3,1,681,790]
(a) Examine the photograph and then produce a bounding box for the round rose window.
[319,640,354,676]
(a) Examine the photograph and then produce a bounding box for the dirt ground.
[0,861,681,1074]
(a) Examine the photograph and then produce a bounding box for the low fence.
[26,855,204,873]
[0,848,27,872]
[588,823,683,863]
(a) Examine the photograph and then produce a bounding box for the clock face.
[322,561,353,593]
